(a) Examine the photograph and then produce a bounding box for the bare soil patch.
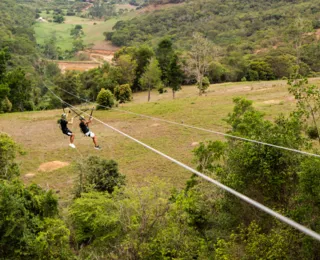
[56,61,100,73]
[138,3,184,13]
[91,41,120,51]
[263,100,282,105]
[38,161,70,172]
[24,173,35,178]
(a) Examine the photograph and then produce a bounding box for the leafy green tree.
[89,0,107,19]
[115,54,137,86]
[246,60,275,81]
[0,179,73,259]
[114,84,132,103]
[1,96,12,112]
[286,17,313,73]
[140,57,162,102]
[53,14,65,23]
[68,192,122,252]
[288,77,320,143]
[197,76,210,95]
[132,45,154,91]
[0,133,21,180]
[70,25,84,39]
[167,54,183,99]
[156,38,174,86]
[6,68,33,111]
[43,34,60,60]
[75,155,126,197]
[96,88,115,109]
[54,71,82,105]
[215,222,299,259]
[72,38,85,53]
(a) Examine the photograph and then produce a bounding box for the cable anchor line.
[52,84,320,159]
[45,86,320,242]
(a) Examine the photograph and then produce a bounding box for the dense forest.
[109,0,320,81]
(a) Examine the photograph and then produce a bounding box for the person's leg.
[70,133,75,144]
[92,136,98,146]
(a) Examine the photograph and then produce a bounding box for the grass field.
[34,7,138,51]
[2,79,319,203]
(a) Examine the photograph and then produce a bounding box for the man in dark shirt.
[79,115,101,150]
[58,113,76,148]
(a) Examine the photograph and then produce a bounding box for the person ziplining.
[79,114,101,150]
[58,111,76,148]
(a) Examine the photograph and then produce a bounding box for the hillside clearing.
[2,78,320,201]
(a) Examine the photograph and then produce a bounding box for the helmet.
[61,113,67,119]
[79,115,85,120]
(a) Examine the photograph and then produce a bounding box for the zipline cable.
[52,84,320,159]
[46,86,320,242]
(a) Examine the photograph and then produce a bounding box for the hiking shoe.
[69,143,76,148]
[94,145,101,150]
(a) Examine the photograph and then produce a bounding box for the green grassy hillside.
[0,78,312,199]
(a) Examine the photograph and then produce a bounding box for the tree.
[53,14,65,23]
[167,54,183,99]
[156,38,175,86]
[188,33,216,95]
[286,17,313,74]
[70,25,84,39]
[72,38,85,52]
[43,34,60,60]
[132,45,154,91]
[115,54,137,86]
[0,48,10,109]
[197,76,210,95]
[6,68,33,112]
[288,77,320,143]
[140,57,162,102]
[0,135,73,259]
[96,88,115,109]
[54,71,82,105]
[89,0,107,19]
[114,84,132,103]
[0,133,21,180]
[75,156,126,197]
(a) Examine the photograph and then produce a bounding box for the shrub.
[307,126,319,140]
[75,156,126,197]
[96,88,115,109]
[114,84,132,103]
[197,76,210,95]
[1,97,12,112]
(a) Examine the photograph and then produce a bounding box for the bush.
[75,156,126,197]
[1,97,12,112]
[114,84,132,103]
[0,133,20,180]
[197,76,210,95]
[96,88,115,109]
[307,126,319,140]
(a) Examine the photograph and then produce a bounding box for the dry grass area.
[2,78,320,202]
[56,61,101,72]
[138,2,185,13]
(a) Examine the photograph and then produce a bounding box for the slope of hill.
[0,0,37,70]
[106,0,320,81]
[110,0,320,48]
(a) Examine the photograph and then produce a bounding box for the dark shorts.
[62,129,73,136]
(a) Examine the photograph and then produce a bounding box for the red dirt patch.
[38,161,70,172]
